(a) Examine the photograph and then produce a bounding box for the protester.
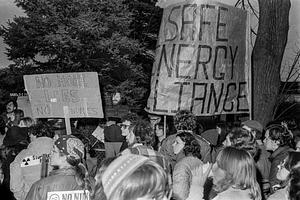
[119,112,139,152]
[101,154,170,200]
[2,109,28,192]
[25,135,91,200]
[288,165,300,200]
[172,131,203,200]
[243,120,272,195]
[103,117,123,158]
[121,119,170,174]
[201,147,261,200]
[267,151,300,200]
[155,122,167,151]
[10,122,54,200]
[0,100,18,135]
[264,123,294,192]
[159,110,198,168]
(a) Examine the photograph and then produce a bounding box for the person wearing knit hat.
[25,135,92,200]
[101,154,170,200]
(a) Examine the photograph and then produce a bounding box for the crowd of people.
[0,99,300,200]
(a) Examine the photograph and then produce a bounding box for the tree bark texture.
[252,0,290,126]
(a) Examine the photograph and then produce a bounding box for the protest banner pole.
[63,106,72,135]
[163,115,167,139]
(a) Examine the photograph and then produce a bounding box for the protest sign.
[146,0,251,116]
[47,190,90,200]
[24,72,103,118]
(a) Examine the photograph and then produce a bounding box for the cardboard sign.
[47,190,90,200]
[24,72,104,118]
[146,0,251,116]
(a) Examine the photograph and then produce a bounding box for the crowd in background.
[0,99,300,200]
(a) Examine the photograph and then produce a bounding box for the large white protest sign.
[146,0,251,116]
[24,72,104,118]
[47,190,90,200]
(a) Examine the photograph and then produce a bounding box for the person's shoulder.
[216,188,253,200]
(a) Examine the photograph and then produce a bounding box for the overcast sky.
[0,0,24,67]
[0,0,299,80]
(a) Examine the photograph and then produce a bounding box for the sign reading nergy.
[47,190,90,200]
[24,72,103,118]
[147,0,251,116]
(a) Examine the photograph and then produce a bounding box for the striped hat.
[102,154,149,199]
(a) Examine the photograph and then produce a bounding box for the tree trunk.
[252,0,290,126]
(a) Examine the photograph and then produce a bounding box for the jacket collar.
[269,146,291,161]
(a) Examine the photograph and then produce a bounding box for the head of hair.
[108,160,169,200]
[91,157,116,200]
[266,124,294,148]
[20,117,35,127]
[173,110,197,132]
[289,166,300,200]
[57,146,91,192]
[6,100,18,110]
[176,131,201,159]
[215,147,261,200]
[284,151,300,171]
[28,122,54,138]
[132,119,155,148]
[121,112,139,124]
[227,127,258,158]
[12,109,24,125]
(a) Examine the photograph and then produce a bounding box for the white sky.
[0,0,299,80]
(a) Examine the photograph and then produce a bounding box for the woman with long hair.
[172,131,203,200]
[209,147,261,200]
[267,151,300,200]
[25,135,91,200]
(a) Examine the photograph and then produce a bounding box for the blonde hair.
[215,147,261,200]
[109,160,169,200]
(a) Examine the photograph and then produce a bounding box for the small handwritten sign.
[24,72,103,118]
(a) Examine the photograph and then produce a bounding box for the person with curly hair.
[172,131,203,200]
[263,123,294,192]
[10,122,54,200]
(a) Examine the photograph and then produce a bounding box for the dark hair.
[12,109,24,126]
[6,100,18,110]
[227,127,258,158]
[284,151,300,171]
[121,113,139,124]
[266,124,294,148]
[289,166,300,200]
[92,157,116,200]
[176,131,201,159]
[173,110,197,132]
[28,122,54,138]
[133,119,155,148]
[65,156,92,193]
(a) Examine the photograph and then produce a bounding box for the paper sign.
[24,72,104,118]
[47,190,90,200]
[146,0,251,116]
[91,126,104,143]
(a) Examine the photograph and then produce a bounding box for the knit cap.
[102,154,149,199]
[54,135,84,160]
